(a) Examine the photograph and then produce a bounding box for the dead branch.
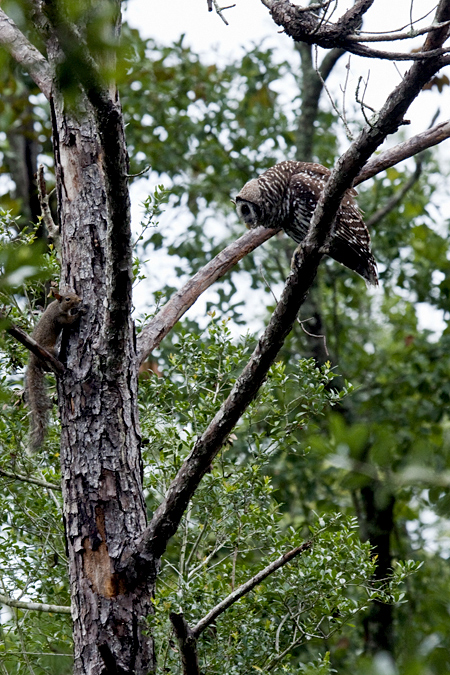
[0,9,51,99]
[354,119,450,186]
[262,0,450,61]
[136,117,450,365]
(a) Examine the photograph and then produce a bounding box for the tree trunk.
[45,30,155,675]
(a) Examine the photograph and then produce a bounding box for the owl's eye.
[240,204,251,217]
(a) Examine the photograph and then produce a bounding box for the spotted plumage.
[235,161,378,285]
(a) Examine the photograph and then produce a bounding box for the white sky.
[123,1,450,335]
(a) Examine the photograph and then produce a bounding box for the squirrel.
[26,291,83,451]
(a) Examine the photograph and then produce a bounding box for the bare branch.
[354,119,450,186]
[346,20,450,43]
[136,226,279,364]
[0,468,61,491]
[136,117,450,368]
[192,542,311,638]
[0,9,52,99]
[3,320,65,375]
[0,592,70,614]
[263,0,450,61]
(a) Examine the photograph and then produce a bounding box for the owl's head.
[234,178,262,229]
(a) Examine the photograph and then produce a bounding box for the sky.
[122,0,450,334]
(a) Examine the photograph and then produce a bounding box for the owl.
[235,161,378,285]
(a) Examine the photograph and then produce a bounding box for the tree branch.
[354,119,450,186]
[3,320,65,375]
[0,592,70,614]
[136,226,279,364]
[191,541,311,638]
[117,4,450,588]
[170,612,200,675]
[264,0,450,61]
[0,467,61,491]
[169,541,311,675]
[0,9,52,99]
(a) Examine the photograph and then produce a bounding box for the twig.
[212,0,236,25]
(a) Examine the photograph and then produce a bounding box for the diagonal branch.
[170,541,311,675]
[0,9,52,99]
[136,226,278,363]
[354,119,450,186]
[191,541,312,638]
[3,319,64,374]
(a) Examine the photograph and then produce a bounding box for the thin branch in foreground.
[0,592,71,614]
[192,541,311,637]
[0,468,61,491]
[0,9,51,99]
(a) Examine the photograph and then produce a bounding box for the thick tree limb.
[0,592,71,614]
[263,0,450,61]
[3,320,64,374]
[136,226,278,363]
[0,467,61,491]
[119,3,450,587]
[0,9,51,99]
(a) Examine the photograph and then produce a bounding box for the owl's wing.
[285,171,327,243]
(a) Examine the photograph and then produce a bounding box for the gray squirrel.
[26,291,83,450]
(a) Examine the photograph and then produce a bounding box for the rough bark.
[37,6,154,672]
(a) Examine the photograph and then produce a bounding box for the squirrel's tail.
[26,357,52,451]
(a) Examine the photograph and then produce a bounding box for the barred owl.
[235,161,378,285]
